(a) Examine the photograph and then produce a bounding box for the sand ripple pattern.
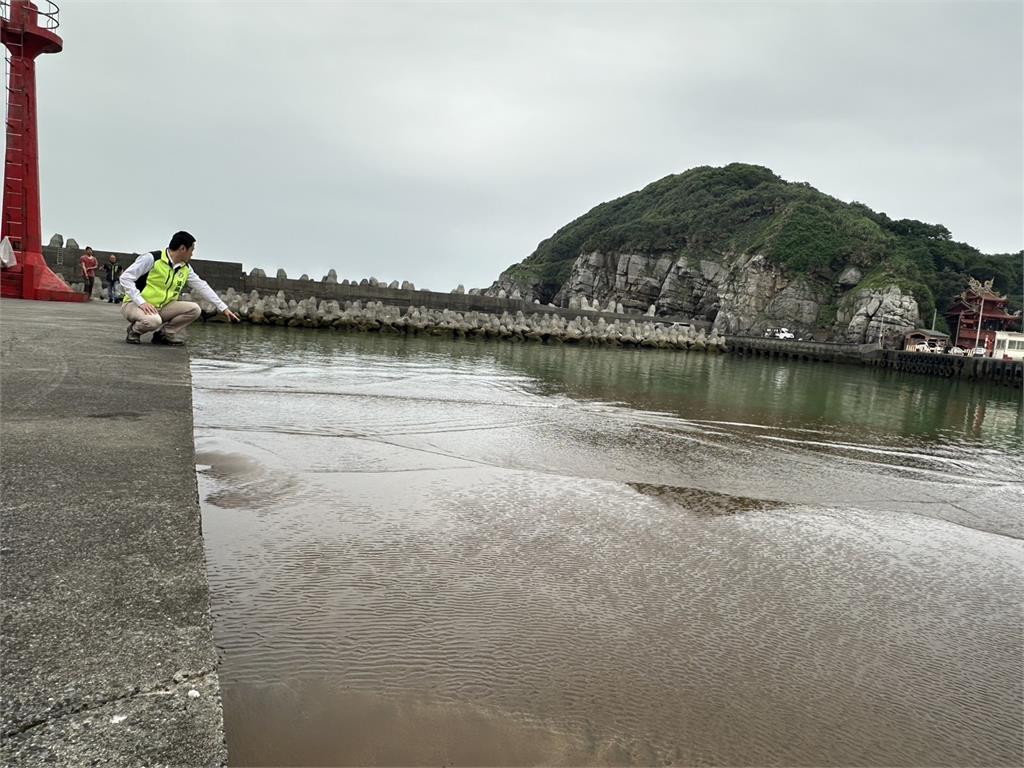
[190,332,1024,766]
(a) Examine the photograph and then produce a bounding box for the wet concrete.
[0,299,226,766]
[190,326,1024,767]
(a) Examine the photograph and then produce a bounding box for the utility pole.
[978,294,986,355]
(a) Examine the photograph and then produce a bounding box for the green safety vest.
[124,250,191,308]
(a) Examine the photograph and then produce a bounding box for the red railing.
[1,1,61,31]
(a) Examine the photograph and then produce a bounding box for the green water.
[193,324,1023,448]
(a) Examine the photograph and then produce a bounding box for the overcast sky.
[22,1,1024,290]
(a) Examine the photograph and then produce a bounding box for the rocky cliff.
[552,249,918,342]
[487,164,1021,342]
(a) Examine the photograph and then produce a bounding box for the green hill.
[499,163,1021,329]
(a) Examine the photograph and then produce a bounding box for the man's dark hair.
[169,231,196,251]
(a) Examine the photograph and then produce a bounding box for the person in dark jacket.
[103,254,122,303]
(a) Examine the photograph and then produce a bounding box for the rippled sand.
[190,328,1024,766]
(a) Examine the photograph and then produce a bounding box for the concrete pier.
[868,348,1024,386]
[725,335,1024,387]
[0,299,225,766]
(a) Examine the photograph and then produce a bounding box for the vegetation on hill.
[502,164,1022,328]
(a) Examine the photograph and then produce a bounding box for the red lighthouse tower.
[1,0,83,301]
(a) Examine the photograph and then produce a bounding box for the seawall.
[725,335,1024,387]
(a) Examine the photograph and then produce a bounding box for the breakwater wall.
[193,290,728,352]
[40,245,710,329]
[726,336,1023,388]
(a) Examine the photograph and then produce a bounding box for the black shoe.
[126,326,141,344]
[151,330,184,346]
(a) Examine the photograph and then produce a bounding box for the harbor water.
[189,325,1023,767]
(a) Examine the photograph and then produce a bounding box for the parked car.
[949,346,966,356]
[972,347,987,357]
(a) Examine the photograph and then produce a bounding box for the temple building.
[944,277,1022,354]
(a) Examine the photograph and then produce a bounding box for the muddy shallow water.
[189,325,1023,767]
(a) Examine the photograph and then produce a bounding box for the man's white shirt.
[119,251,228,312]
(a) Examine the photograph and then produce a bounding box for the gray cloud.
[27,1,1024,291]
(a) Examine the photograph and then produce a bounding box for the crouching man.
[120,230,240,345]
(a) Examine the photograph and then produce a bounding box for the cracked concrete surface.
[1,299,226,766]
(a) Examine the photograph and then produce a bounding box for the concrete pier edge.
[0,299,226,766]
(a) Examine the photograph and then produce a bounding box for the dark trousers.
[83,276,95,296]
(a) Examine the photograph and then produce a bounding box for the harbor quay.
[0,299,226,766]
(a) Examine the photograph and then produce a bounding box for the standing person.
[119,231,240,345]
[79,246,98,298]
[102,253,122,303]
